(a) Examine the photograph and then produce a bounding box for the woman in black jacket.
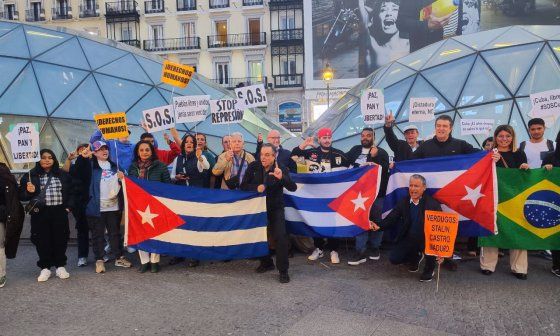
[542,129,559,278]
[19,149,74,282]
[171,134,210,188]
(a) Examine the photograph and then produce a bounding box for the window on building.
[248,18,261,44]
[280,14,295,30]
[248,60,263,83]
[121,26,132,41]
[181,22,196,47]
[282,57,297,80]
[5,4,17,20]
[149,24,164,47]
[215,62,230,85]
[31,1,42,21]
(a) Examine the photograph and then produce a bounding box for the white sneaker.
[77,258,87,267]
[126,246,137,253]
[37,268,51,282]
[55,267,70,279]
[308,248,324,261]
[330,251,340,264]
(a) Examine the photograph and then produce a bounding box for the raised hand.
[116,171,125,180]
[196,149,203,162]
[226,150,234,162]
[67,151,78,161]
[257,133,263,143]
[269,162,283,180]
[385,111,395,127]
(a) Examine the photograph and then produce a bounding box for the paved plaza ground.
[1,242,559,336]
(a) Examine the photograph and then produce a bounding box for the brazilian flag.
[479,167,560,250]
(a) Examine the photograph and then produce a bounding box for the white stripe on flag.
[284,181,355,199]
[154,196,266,217]
[285,207,355,228]
[153,227,267,247]
[386,170,466,195]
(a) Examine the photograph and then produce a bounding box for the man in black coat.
[254,130,297,173]
[241,144,297,284]
[397,0,452,52]
[383,112,423,162]
[345,127,389,265]
[372,174,442,282]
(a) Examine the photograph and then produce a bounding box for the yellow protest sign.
[161,60,194,88]
[424,210,459,258]
[94,112,128,140]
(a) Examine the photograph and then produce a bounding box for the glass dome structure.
[306,26,560,152]
[0,20,294,169]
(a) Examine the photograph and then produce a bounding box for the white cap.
[402,125,418,133]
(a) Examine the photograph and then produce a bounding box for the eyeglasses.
[268,137,281,140]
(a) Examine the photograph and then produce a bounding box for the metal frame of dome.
[305,26,560,152]
[0,20,295,169]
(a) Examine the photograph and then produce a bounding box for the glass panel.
[331,103,362,139]
[422,54,475,106]
[515,97,558,141]
[509,104,529,144]
[304,95,359,136]
[94,73,152,112]
[452,27,509,50]
[451,112,483,148]
[35,37,91,70]
[0,116,46,170]
[157,82,209,103]
[33,61,89,114]
[40,120,67,161]
[24,25,72,58]
[396,41,444,70]
[126,88,168,125]
[517,46,560,96]
[96,54,152,85]
[51,75,109,120]
[49,118,99,153]
[484,26,543,50]
[394,111,455,143]
[78,37,128,70]
[374,62,416,89]
[0,57,28,95]
[383,76,415,119]
[0,26,30,58]
[422,39,476,70]
[456,101,513,147]
[482,43,543,93]
[521,26,560,40]
[134,55,162,85]
[458,57,510,107]
[332,134,360,153]
[0,21,19,38]
[396,76,453,123]
[0,64,47,116]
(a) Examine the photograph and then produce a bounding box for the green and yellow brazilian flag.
[479,167,560,250]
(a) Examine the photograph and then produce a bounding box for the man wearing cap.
[291,127,350,264]
[383,112,423,162]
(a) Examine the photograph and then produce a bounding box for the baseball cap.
[317,128,333,138]
[403,125,418,133]
[92,140,108,151]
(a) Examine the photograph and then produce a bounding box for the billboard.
[278,102,303,133]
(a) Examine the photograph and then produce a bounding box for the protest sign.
[143,105,175,133]
[210,99,244,124]
[5,123,40,163]
[460,119,494,136]
[173,95,210,123]
[360,89,385,124]
[161,60,194,88]
[424,210,459,258]
[234,84,268,109]
[409,97,436,122]
[530,89,560,120]
[94,112,128,140]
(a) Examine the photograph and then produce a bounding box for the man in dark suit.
[255,130,297,173]
[371,174,442,282]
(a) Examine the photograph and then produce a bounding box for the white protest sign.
[409,97,436,122]
[142,105,175,133]
[210,99,244,124]
[235,84,268,109]
[361,89,385,124]
[460,119,495,136]
[530,89,560,120]
[5,123,40,163]
[173,95,210,124]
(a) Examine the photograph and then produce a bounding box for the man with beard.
[292,128,350,264]
[397,0,452,52]
[383,111,422,162]
[345,128,389,265]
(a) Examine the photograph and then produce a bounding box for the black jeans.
[73,205,89,259]
[30,205,70,269]
[313,238,340,252]
[87,211,122,261]
[553,250,560,270]
[389,236,436,275]
[261,208,289,273]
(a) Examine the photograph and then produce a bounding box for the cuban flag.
[123,177,268,260]
[383,151,498,237]
[284,165,381,237]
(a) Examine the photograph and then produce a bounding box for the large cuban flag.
[123,177,269,260]
[383,151,497,237]
[284,165,381,237]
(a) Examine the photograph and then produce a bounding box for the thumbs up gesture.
[269,162,283,180]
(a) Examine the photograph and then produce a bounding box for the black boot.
[279,272,290,283]
[139,263,150,273]
[255,261,275,273]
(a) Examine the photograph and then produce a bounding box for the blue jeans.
[355,197,384,253]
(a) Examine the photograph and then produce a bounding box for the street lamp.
[322,63,334,109]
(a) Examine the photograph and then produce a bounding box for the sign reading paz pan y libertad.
[5,123,41,163]
[94,112,128,140]
[361,89,385,124]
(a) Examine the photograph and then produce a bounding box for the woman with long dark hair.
[542,129,560,278]
[19,149,74,282]
[128,140,171,273]
[196,133,216,188]
[171,134,210,188]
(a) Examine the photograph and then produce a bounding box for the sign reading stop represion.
[424,210,459,258]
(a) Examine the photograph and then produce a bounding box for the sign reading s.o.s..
[143,105,175,132]
[234,84,267,109]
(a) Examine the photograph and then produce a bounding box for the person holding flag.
[241,144,298,283]
[195,133,217,188]
[542,129,560,278]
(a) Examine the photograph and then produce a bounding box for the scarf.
[137,159,153,179]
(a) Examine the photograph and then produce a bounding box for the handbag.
[24,175,53,215]
[225,152,246,190]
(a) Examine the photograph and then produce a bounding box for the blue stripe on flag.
[175,212,267,232]
[290,165,373,184]
[134,240,269,261]
[390,151,487,173]
[286,221,366,238]
[284,195,335,212]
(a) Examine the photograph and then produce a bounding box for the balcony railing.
[105,1,138,16]
[26,9,46,22]
[271,28,303,43]
[119,39,141,48]
[52,6,72,20]
[143,37,200,52]
[207,32,266,48]
[209,0,229,9]
[272,74,303,88]
[177,0,196,11]
[2,10,19,20]
[211,77,267,90]
[144,0,164,13]
[79,4,99,17]
[243,0,263,5]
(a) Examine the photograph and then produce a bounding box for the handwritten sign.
[530,89,560,120]
[235,84,268,109]
[143,105,175,132]
[173,95,210,123]
[5,123,40,163]
[210,99,244,124]
[161,60,194,88]
[361,89,385,124]
[460,119,494,136]
[409,97,436,122]
[424,210,459,258]
[93,112,128,140]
